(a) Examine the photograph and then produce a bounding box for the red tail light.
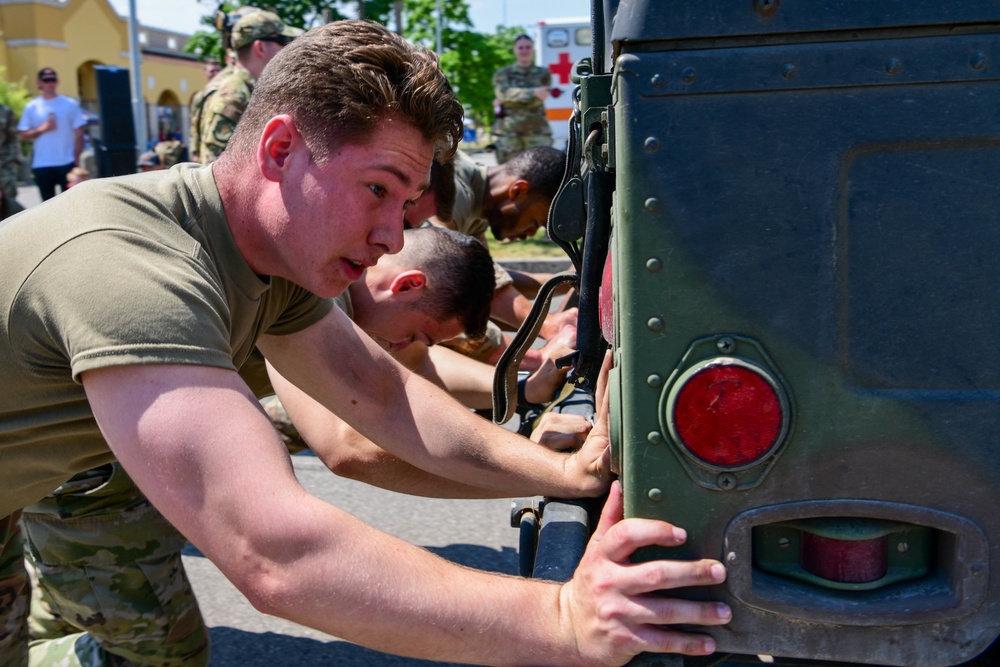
[672,360,784,467]
[801,532,888,584]
[599,252,614,345]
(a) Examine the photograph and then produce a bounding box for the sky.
[105,0,590,37]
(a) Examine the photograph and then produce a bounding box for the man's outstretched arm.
[83,362,730,665]
[256,306,606,500]
[267,358,590,497]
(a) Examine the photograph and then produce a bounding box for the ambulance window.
[547,28,570,48]
[575,28,592,47]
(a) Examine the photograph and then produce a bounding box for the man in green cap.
[191,9,301,164]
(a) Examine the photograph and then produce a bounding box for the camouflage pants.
[19,463,209,667]
[493,133,553,165]
[0,512,30,667]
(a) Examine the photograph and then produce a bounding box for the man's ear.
[388,270,428,299]
[250,39,269,60]
[507,179,531,201]
[258,114,300,182]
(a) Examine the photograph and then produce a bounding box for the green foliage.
[0,68,32,117]
[401,1,526,129]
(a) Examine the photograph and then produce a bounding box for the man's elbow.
[311,429,387,484]
[321,446,385,485]
[219,525,321,617]
[234,563,294,617]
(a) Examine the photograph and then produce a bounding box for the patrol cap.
[37,67,58,81]
[230,10,302,50]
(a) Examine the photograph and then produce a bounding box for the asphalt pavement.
[185,454,523,667]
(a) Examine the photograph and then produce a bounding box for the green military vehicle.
[503,1,1000,665]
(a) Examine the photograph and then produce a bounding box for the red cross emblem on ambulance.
[549,52,574,85]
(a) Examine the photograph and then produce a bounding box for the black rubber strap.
[492,272,577,425]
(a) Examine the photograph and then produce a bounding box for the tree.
[437,27,522,128]
[0,68,32,117]
[401,0,527,129]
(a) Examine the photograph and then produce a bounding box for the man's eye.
[370,184,386,198]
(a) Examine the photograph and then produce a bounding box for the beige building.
[0,0,206,150]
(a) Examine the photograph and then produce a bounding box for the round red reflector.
[598,251,614,345]
[801,533,888,584]
[673,363,782,467]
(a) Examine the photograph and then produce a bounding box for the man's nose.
[372,213,405,255]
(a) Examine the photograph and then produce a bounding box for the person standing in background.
[188,59,222,162]
[0,103,23,219]
[202,58,221,82]
[17,68,85,201]
[192,10,300,164]
[491,34,553,164]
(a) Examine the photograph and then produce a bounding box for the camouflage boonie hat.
[230,10,302,50]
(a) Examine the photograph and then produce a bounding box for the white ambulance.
[534,17,592,150]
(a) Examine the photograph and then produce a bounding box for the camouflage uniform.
[190,11,301,165]
[491,64,553,164]
[21,465,209,667]
[188,66,228,163]
[192,66,255,165]
[0,513,29,666]
[436,151,513,362]
[0,104,23,220]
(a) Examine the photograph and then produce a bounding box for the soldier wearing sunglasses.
[191,10,302,165]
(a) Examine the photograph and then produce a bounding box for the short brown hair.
[397,226,494,339]
[225,20,463,163]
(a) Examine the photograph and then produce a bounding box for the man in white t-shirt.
[17,68,86,201]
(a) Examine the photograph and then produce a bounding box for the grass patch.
[486,232,572,260]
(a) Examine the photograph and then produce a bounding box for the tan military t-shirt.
[447,150,513,291]
[0,164,331,515]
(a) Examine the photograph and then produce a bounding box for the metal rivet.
[647,316,664,332]
[645,257,663,273]
[646,373,663,388]
[650,73,666,89]
[681,67,697,83]
[971,53,989,71]
[644,197,661,212]
[897,542,909,554]
[778,537,790,549]
[648,488,663,502]
[644,136,660,153]
[885,57,902,75]
[647,431,663,445]
[717,337,735,354]
[781,63,798,80]
[717,473,737,490]
[755,0,778,14]
[727,551,741,566]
